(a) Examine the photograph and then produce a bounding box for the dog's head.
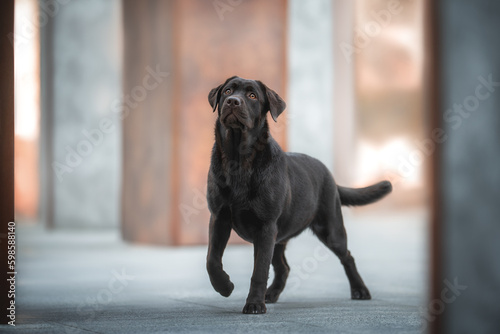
[208,76,286,130]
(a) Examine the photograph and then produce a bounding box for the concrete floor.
[5,210,428,333]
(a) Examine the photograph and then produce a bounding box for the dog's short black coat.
[206,76,392,314]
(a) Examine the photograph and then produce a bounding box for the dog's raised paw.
[209,272,234,298]
[265,289,281,304]
[216,280,234,297]
[242,302,267,314]
[351,287,371,300]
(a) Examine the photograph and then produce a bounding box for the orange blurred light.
[14,0,40,222]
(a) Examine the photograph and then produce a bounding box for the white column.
[49,0,122,228]
[287,0,334,171]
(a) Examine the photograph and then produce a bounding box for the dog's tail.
[337,181,392,207]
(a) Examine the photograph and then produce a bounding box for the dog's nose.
[226,96,241,106]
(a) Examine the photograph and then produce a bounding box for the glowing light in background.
[14,0,40,140]
[354,0,426,208]
[14,0,40,221]
[355,138,423,189]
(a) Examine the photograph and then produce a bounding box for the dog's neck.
[215,119,270,170]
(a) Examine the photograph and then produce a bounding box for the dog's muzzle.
[221,97,251,128]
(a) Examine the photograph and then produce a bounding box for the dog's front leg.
[242,224,277,314]
[207,212,234,297]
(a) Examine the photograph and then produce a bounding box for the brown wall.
[122,0,288,245]
[0,0,15,323]
[122,0,176,245]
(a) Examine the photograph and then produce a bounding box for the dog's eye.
[224,89,232,95]
[249,93,257,99]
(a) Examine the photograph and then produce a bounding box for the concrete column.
[332,0,355,186]
[287,0,334,171]
[42,0,122,228]
[438,0,500,332]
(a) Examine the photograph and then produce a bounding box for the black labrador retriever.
[206,76,392,314]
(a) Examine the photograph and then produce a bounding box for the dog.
[206,76,392,314]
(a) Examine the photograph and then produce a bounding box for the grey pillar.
[439,0,500,332]
[287,0,334,170]
[41,0,122,228]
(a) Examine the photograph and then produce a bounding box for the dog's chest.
[220,171,258,203]
[222,178,267,242]
[229,207,262,242]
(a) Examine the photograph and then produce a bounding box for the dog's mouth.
[221,109,251,129]
[223,113,237,123]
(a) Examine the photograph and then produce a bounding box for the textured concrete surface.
[439,1,500,332]
[6,210,427,333]
[46,0,122,228]
[287,0,335,171]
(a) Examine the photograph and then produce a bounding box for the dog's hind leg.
[310,183,371,300]
[265,243,290,303]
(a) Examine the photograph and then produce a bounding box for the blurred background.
[14,0,428,242]
[9,0,500,332]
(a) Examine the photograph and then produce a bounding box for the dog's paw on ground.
[351,287,371,300]
[242,302,267,314]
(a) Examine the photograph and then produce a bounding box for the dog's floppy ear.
[208,84,223,113]
[258,81,286,122]
[208,76,238,113]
